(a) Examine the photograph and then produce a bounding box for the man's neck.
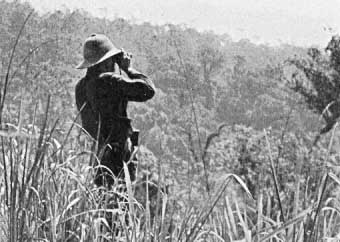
[86,62,121,77]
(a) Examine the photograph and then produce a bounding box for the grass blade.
[264,129,285,223]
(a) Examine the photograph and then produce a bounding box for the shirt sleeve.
[100,69,155,102]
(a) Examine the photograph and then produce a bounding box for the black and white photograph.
[1,0,340,241]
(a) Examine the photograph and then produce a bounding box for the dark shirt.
[75,68,155,144]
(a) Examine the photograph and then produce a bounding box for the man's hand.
[110,73,122,81]
[117,49,132,72]
[110,73,134,83]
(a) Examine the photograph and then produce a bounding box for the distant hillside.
[0,0,319,157]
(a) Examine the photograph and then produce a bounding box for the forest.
[1,1,340,241]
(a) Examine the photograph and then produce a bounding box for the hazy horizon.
[24,0,340,47]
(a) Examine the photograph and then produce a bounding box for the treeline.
[0,0,311,130]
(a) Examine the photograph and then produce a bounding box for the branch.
[170,32,210,194]
[202,123,227,162]
[180,127,200,165]
[0,10,34,124]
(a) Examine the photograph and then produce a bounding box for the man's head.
[76,33,122,69]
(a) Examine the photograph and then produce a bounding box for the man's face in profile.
[98,55,120,72]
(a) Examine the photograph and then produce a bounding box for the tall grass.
[2,101,340,242]
[0,94,253,241]
[0,108,251,241]
[1,84,340,240]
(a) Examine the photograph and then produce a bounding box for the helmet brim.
[76,48,122,69]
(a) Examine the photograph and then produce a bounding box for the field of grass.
[1,97,340,242]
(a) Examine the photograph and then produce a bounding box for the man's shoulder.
[75,75,96,92]
[75,77,89,99]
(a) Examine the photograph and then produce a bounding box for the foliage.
[1,1,340,241]
[287,35,340,136]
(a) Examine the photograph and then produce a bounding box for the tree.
[287,35,340,143]
[197,35,225,108]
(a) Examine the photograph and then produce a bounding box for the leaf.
[259,207,313,242]
[328,173,340,186]
[61,197,81,219]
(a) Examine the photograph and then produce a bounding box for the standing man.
[75,34,155,187]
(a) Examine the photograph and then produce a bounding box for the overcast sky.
[25,0,340,47]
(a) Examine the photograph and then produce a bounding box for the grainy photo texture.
[1,0,340,241]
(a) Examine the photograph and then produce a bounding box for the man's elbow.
[145,87,155,100]
[144,78,155,100]
[136,87,155,102]
[128,78,156,101]
[140,78,155,101]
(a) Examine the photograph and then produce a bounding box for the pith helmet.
[76,33,122,69]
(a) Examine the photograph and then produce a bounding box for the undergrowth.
[1,97,340,242]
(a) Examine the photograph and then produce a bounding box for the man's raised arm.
[100,68,155,102]
[124,67,155,100]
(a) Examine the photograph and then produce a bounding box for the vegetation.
[287,35,340,143]
[1,1,340,241]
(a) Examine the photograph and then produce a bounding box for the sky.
[25,0,340,47]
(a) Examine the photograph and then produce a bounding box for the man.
[75,34,155,187]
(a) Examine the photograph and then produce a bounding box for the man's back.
[76,70,155,143]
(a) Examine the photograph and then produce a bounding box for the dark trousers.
[94,137,137,187]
